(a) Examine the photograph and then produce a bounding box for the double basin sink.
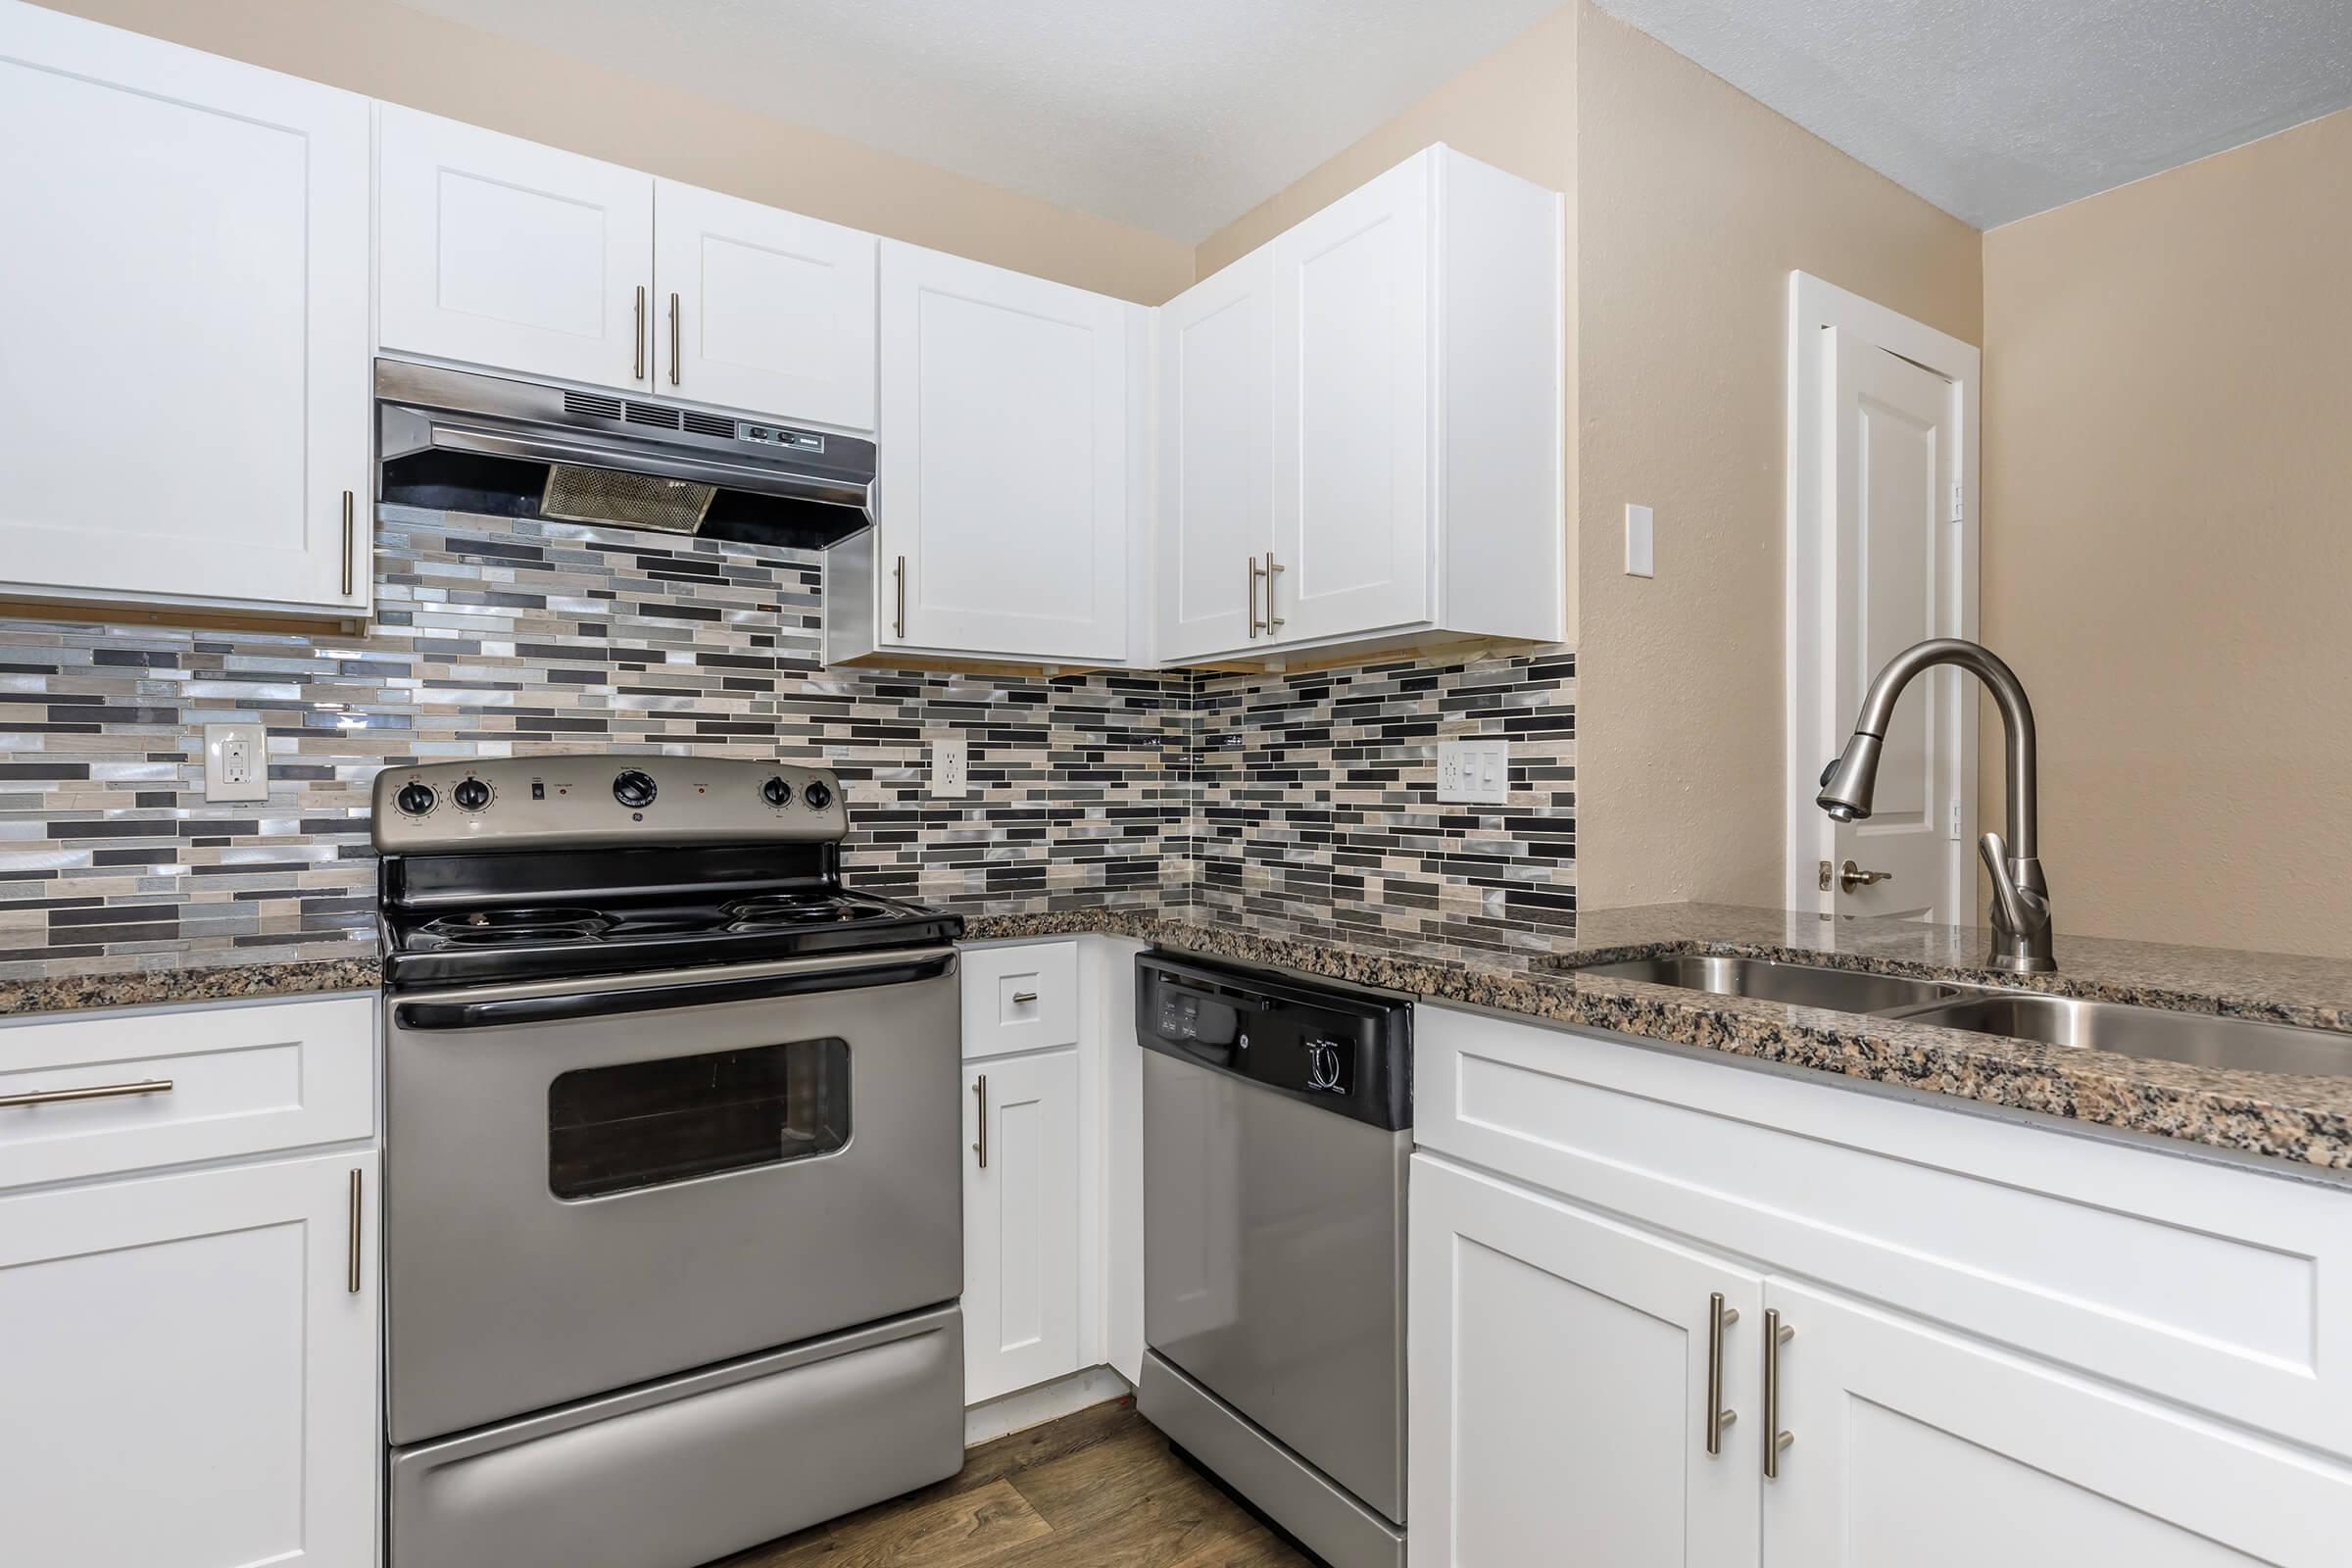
[1575,954,2352,1078]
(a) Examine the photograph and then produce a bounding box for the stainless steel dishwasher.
[1135,953,1412,1568]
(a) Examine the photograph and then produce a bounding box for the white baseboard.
[964,1365,1133,1447]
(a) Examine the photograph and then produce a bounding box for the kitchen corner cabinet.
[0,3,371,617]
[961,1049,1083,1403]
[0,1150,380,1567]
[377,107,878,429]
[1156,144,1563,665]
[1409,1005,2352,1566]
[826,242,1143,668]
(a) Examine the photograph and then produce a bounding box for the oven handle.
[393,952,956,1031]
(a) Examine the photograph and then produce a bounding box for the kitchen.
[0,1,2346,1564]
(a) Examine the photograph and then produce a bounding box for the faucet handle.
[1978,832,2043,935]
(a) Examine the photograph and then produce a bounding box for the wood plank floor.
[709,1398,1314,1568]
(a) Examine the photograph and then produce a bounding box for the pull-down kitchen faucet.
[1816,638,2055,973]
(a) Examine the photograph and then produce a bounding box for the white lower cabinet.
[961,1048,1083,1403]
[1409,1156,1761,1567]
[1409,1005,2352,1565]
[0,1149,379,1567]
[1764,1278,2345,1567]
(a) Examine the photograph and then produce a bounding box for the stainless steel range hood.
[375,360,876,549]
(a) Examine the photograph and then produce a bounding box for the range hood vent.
[377,360,876,552]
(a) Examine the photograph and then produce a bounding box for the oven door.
[384,947,960,1446]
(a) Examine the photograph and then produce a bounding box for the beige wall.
[32,0,1193,304]
[1573,5,1982,909]
[1981,108,2352,958]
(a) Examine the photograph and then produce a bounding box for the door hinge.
[1950,482,1966,523]
[1949,800,1964,840]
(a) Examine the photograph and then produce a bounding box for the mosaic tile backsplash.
[0,506,1572,976]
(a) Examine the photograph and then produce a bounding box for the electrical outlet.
[930,737,969,798]
[1437,738,1510,805]
[203,721,268,803]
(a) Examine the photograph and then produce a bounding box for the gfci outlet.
[930,737,969,798]
[1437,738,1509,805]
[203,721,269,803]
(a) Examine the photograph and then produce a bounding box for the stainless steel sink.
[1886,992,2352,1078]
[1575,955,1962,1014]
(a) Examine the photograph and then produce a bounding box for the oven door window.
[548,1038,850,1200]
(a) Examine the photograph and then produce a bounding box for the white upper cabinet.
[378,106,656,393]
[1156,144,1564,664]
[843,241,1138,665]
[1156,251,1275,662]
[653,179,877,429]
[0,2,370,615]
[1270,152,1434,646]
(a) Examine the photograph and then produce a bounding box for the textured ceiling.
[1592,0,2352,227]
[387,0,1565,241]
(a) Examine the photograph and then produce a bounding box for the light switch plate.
[1625,503,1655,577]
[1437,738,1510,805]
[930,736,969,798]
[202,721,268,803]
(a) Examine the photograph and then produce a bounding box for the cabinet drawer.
[1417,1003,2352,1463]
[958,941,1079,1059]
[0,996,375,1191]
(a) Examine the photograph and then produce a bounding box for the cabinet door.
[1270,149,1433,646]
[0,1151,378,1567]
[0,5,369,612]
[1764,1279,2347,1568]
[1410,1155,1763,1568]
[378,104,653,391]
[963,1051,1082,1403]
[877,242,1133,662]
[654,179,877,429]
[1156,251,1274,661]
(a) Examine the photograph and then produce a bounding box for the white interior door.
[0,1152,378,1567]
[1157,250,1274,661]
[1825,330,1969,920]
[877,242,1132,662]
[378,105,653,391]
[0,5,370,612]
[962,1051,1081,1404]
[653,179,876,429]
[1409,1155,1763,1568]
[1270,151,1433,646]
[1764,1279,2345,1568]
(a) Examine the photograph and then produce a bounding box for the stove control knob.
[612,769,659,808]
[802,779,834,812]
[395,782,437,817]
[761,775,794,808]
[452,778,491,812]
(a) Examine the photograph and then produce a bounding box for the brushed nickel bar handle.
[1764,1308,1795,1478]
[1010,991,1039,1004]
[347,1167,364,1295]
[894,556,907,640]
[633,285,647,380]
[1705,1292,1740,1456]
[972,1075,989,1169]
[0,1077,172,1109]
[1264,551,1286,632]
[341,490,356,598]
[1249,556,1266,638]
[668,291,682,387]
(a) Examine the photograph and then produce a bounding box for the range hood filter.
[541,465,716,533]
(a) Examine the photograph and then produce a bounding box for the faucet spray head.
[1815,733,1885,823]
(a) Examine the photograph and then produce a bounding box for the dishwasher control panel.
[1136,953,1411,1131]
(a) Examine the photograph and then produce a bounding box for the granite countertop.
[0,922,380,1019]
[11,884,2350,1172]
[951,888,2352,1171]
